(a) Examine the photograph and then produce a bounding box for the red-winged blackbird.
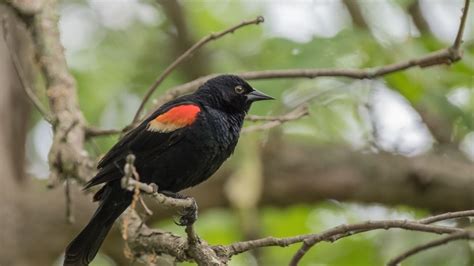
[64,75,273,265]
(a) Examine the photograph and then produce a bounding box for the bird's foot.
[160,191,198,226]
[177,199,198,226]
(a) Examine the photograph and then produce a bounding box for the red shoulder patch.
[148,104,201,132]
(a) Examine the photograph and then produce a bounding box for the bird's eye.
[234,85,245,94]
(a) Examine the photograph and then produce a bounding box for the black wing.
[84,98,200,189]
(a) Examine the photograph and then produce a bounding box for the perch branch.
[120,154,223,264]
[123,177,195,210]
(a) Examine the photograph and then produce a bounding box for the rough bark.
[0,4,96,265]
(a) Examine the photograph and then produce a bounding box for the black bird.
[64,75,273,265]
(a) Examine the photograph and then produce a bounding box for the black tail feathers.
[64,185,131,266]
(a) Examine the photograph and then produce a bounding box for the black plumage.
[64,75,273,265]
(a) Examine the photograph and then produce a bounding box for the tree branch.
[453,0,470,50]
[418,210,474,224]
[151,0,470,112]
[120,155,225,265]
[1,17,53,124]
[119,162,474,266]
[152,47,459,110]
[386,231,474,266]
[31,0,94,187]
[85,126,122,138]
[288,221,468,266]
[231,220,462,258]
[132,15,264,123]
[213,210,474,263]
[242,105,309,133]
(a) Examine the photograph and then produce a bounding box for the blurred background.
[1,0,473,265]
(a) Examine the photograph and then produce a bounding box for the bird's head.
[196,75,274,113]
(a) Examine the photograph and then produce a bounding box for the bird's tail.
[64,184,132,266]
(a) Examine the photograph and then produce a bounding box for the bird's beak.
[246,89,274,102]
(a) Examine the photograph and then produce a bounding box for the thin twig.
[138,196,153,216]
[104,0,470,135]
[65,177,74,224]
[221,218,468,259]
[325,208,474,244]
[288,220,465,266]
[418,210,474,224]
[1,17,54,124]
[151,47,459,110]
[453,0,470,50]
[386,231,474,266]
[85,126,122,138]
[150,0,471,113]
[85,104,309,138]
[132,16,264,123]
[246,106,308,122]
[242,105,309,133]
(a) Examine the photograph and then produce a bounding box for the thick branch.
[31,0,94,186]
[123,209,226,265]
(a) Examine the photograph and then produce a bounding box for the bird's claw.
[161,191,198,226]
[175,200,198,226]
